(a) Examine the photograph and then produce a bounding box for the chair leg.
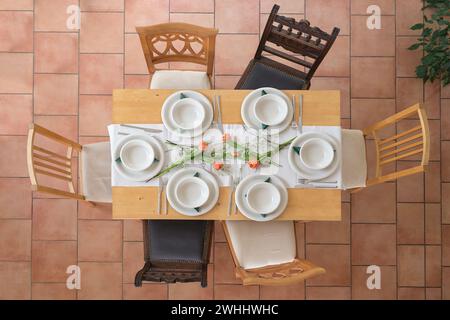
[200,265,208,288]
[134,262,151,287]
[135,269,144,287]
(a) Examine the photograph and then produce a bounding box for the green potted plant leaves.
[408,0,449,86]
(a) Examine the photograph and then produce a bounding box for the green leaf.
[411,23,425,30]
[115,157,121,163]
[261,214,267,218]
[408,43,422,50]
[261,123,269,130]
[154,158,159,162]
[416,65,428,78]
[194,207,201,212]
[194,172,200,178]
[180,93,187,99]
[293,146,301,155]
[264,177,271,183]
[261,89,268,95]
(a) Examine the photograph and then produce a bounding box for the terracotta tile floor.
[0,0,449,300]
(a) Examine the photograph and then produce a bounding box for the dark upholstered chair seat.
[239,60,308,90]
[147,220,207,263]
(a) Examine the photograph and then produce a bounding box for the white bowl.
[246,181,281,214]
[175,176,210,208]
[119,139,155,172]
[171,97,205,130]
[299,138,334,170]
[253,94,288,126]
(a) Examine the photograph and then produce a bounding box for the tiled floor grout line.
[394,0,400,299]
[121,0,125,301]
[348,0,353,300]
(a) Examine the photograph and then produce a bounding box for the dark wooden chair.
[135,220,213,288]
[235,4,340,90]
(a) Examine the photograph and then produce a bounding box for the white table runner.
[108,124,342,189]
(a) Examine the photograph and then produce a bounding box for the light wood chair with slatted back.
[27,123,111,203]
[136,23,218,89]
[222,221,325,286]
[342,103,430,192]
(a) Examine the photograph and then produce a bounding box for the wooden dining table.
[112,89,341,221]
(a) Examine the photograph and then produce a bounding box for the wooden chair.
[27,123,111,202]
[135,220,214,287]
[222,221,325,286]
[235,4,340,90]
[136,22,218,90]
[342,103,430,191]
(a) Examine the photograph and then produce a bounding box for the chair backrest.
[363,103,430,187]
[256,4,340,81]
[136,23,219,76]
[221,221,325,286]
[27,123,84,200]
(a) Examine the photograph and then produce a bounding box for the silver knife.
[298,94,303,134]
[120,124,162,133]
[157,177,163,214]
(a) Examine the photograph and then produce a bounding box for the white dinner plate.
[288,132,340,180]
[235,175,288,222]
[241,87,293,133]
[166,167,219,216]
[113,134,165,182]
[161,90,213,138]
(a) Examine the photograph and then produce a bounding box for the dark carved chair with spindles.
[135,220,214,287]
[236,4,340,90]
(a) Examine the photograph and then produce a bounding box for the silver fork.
[212,95,217,127]
[291,94,298,129]
[215,95,224,133]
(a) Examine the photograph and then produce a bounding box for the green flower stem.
[154,137,295,178]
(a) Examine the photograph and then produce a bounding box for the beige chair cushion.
[225,220,296,270]
[342,129,367,189]
[81,142,112,203]
[150,70,211,89]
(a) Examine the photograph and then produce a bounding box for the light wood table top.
[112,89,341,221]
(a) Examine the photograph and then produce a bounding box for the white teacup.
[253,94,288,126]
[171,98,205,130]
[299,138,334,170]
[246,181,281,214]
[120,139,155,172]
[175,176,210,208]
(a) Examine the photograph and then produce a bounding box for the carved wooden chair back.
[256,4,340,82]
[221,221,325,286]
[136,23,218,76]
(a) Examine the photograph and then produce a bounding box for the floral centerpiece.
[151,132,295,180]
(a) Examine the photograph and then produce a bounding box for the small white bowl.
[120,139,155,172]
[246,181,281,214]
[299,138,334,170]
[175,176,210,208]
[253,94,288,126]
[171,98,205,130]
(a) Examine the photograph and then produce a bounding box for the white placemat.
[108,124,342,189]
